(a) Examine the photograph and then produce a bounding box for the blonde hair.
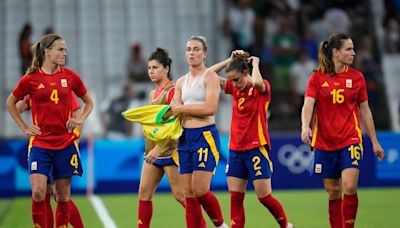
[26,34,63,74]
[188,36,208,51]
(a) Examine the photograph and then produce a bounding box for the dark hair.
[317,33,351,76]
[188,36,208,51]
[226,52,250,73]
[26,34,63,74]
[148,47,172,79]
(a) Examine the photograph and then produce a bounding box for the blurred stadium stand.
[0,0,398,136]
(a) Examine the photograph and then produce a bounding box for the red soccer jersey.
[24,93,80,111]
[305,66,368,151]
[225,79,271,151]
[13,67,87,150]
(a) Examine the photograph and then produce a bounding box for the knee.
[56,193,70,202]
[171,188,185,205]
[138,185,153,201]
[342,181,358,195]
[192,185,209,197]
[325,185,342,199]
[32,188,46,201]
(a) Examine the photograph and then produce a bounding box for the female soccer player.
[17,94,84,228]
[137,47,186,228]
[6,34,94,227]
[171,36,228,228]
[210,50,293,228]
[301,33,385,228]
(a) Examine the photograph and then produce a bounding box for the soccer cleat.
[215,222,229,228]
[287,222,294,228]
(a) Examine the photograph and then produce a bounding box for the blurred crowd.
[16,0,398,137]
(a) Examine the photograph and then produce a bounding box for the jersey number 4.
[70,154,79,168]
[50,89,59,104]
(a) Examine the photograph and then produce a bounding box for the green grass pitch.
[1,188,399,227]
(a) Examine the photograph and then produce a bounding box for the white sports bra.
[181,69,208,105]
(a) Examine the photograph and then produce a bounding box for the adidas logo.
[255,170,262,176]
[198,162,206,168]
[37,83,45,89]
[321,82,329,87]
[138,219,143,224]
[73,170,79,174]
[352,160,359,166]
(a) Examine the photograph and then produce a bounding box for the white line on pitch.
[89,195,117,228]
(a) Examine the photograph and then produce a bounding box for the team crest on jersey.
[61,79,68,87]
[346,79,352,88]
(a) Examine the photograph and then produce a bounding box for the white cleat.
[287,222,294,228]
[215,222,229,228]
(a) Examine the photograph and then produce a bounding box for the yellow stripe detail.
[172,149,179,166]
[73,128,80,138]
[259,145,273,172]
[203,131,219,165]
[258,115,267,146]
[27,136,35,157]
[311,115,318,147]
[74,140,81,157]
[353,111,363,152]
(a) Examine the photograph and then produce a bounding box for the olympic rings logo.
[277,144,313,174]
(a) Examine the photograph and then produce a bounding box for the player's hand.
[145,148,160,164]
[23,125,41,136]
[301,127,312,145]
[230,50,245,59]
[373,143,385,161]
[248,56,260,65]
[171,104,184,116]
[66,118,82,133]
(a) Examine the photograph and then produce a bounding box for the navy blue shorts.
[178,124,221,174]
[28,142,83,180]
[226,145,273,181]
[145,151,179,167]
[311,143,363,178]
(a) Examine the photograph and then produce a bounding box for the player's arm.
[359,101,385,160]
[247,56,266,93]
[171,77,184,106]
[301,97,315,145]
[66,93,94,133]
[172,71,220,117]
[6,94,41,135]
[16,100,29,113]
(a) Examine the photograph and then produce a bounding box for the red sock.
[32,199,47,228]
[45,194,54,228]
[69,200,84,228]
[138,200,153,228]
[56,201,71,227]
[230,191,245,228]
[329,198,343,228]
[185,197,208,228]
[259,194,288,228]
[182,198,206,228]
[198,191,224,226]
[342,194,358,228]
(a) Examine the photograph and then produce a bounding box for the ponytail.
[226,51,250,73]
[317,33,351,76]
[26,34,63,74]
